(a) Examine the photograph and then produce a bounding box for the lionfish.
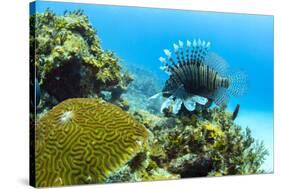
[150,39,247,114]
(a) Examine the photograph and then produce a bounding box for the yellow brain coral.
[35,98,149,187]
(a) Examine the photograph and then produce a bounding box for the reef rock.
[30,10,131,111]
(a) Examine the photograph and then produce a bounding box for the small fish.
[232,104,240,120]
[154,39,248,114]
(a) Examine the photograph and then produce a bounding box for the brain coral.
[35,98,149,187]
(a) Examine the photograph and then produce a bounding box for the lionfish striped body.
[152,39,247,114]
[163,62,230,98]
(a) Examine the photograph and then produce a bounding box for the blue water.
[34,1,274,172]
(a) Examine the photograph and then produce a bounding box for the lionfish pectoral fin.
[148,92,163,100]
[204,52,229,76]
[160,96,173,113]
[228,70,248,96]
[183,98,196,111]
[213,88,230,106]
[172,98,183,114]
[149,90,174,100]
[191,95,208,105]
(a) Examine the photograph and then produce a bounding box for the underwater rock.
[105,165,134,183]
[30,10,132,111]
[168,154,215,177]
[35,98,149,187]
[106,161,179,183]
[139,168,179,181]
[110,72,134,101]
[106,138,180,183]
[132,110,164,129]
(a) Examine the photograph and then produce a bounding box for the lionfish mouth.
[151,38,248,114]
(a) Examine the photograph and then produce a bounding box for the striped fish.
[152,39,248,114]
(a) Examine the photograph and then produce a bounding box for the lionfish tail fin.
[228,70,248,96]
[159,39,211,74]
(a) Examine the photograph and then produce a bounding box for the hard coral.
[35,98,149,187]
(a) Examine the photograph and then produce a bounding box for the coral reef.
[35,98,149,187]
[30,9,131,111]
[129,106,268,179]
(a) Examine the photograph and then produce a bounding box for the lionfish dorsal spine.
[182,63,191,85]
[199,66,202,85]
[185,40,191,63]
[168,57,178,69]
[190,40,196,64]
[162,49,186,88]
[160,38,214,90]
[173,66,188,88]
[173,43,182,66]
[194,45,201,64]
[178,40,186,65]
